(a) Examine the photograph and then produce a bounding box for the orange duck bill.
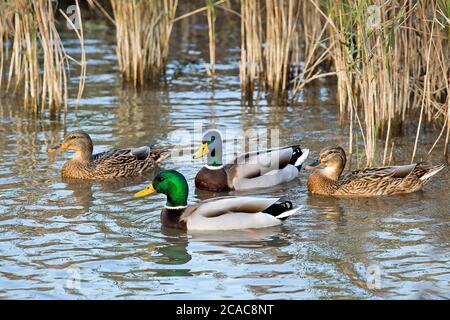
[304,160,323,170]
[47,144,67,153]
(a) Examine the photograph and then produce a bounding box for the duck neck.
[73,145,93,163]
[319,165,343,181]
[207,135,223,167]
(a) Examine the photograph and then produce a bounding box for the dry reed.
[111,0,178,86]
[311,0,449,165]
[0,0,85,117]
[206,0,216,77]
[291,0,335,96]
[264,0,301,97]
[239,0,330,98]
[239,0,263,94]
[239,0,448,163]
[239,0,301,97]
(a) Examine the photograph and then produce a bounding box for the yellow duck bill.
[134,183,156,198]
[193,142,208,159]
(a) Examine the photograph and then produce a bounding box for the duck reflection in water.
[306,195,345,223]
[62,170,160,213]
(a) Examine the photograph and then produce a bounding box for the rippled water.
[0,15,449,299]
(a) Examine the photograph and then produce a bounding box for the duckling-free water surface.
[0,15,449,299]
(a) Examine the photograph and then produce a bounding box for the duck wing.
[92,145,166,177]
[231,145,309,179]
[337,163,445,195]
[180,196,280,221]
[341,163,418,181]
[181,196,298,231]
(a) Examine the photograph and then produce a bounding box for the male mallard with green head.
[192,129,309,192]
[134,170,299,231]
[305,146,445,196]
[48,130,170,180]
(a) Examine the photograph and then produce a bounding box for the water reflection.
[306,195,345,222]
[188,227,289,249]
[0,5,448,298]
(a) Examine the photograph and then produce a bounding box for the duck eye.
[157,176,165,182]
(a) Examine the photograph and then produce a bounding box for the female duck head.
[304,146,346,180]
[193,129,223,167]
[134,170,189,207]
[47,130,94,162]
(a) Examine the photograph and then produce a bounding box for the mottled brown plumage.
[305,146,445,196]
[49,130,170,180]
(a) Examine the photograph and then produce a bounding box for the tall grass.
[239,0,263,94]
[291,0,335,97]
[239,0,330,98]
[111,0,178,86]
[239,0,448,162]
[206,0,216,78]
[239,0,302,97]
[0,0,85,117]
[1,0,447,162]
[312,0,449,165]
[264,0,301,97]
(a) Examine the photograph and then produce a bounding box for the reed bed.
[239,0,303,97]
[0,0,66,114]
[239,0,263,94]
[0,0,85,117]
[239,0,448,163]
[264,0,300,97]
[0,0,447,162]
[318,0,449,165]
[111,0,178,86]
[239,0,331,98]
[291,0,334,96]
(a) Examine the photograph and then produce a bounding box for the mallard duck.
[192,129,309,191]
[134,170,299,231]
[305,146,445,196]
[47,130,170,180]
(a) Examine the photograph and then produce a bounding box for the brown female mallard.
[47,130,170,180]
[305,146,445,196]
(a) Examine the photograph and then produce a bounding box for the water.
[0,15,449,299]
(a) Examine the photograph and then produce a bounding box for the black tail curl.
[263,201,293,220]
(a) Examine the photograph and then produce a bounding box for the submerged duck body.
[134,170,299,231]
[193,129,309,192]
[305,146,445,196]
[48,130,169,180]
